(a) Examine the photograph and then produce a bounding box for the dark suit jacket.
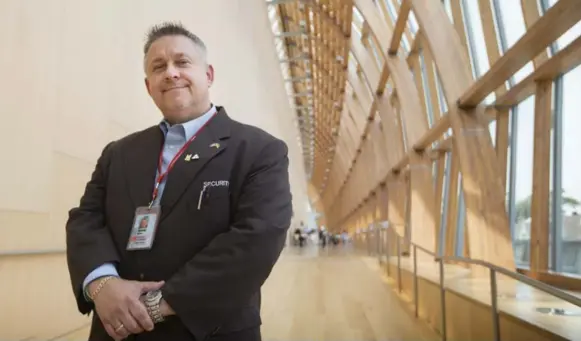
[65,106,293,341]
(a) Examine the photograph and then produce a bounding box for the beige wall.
[0,0,309,339]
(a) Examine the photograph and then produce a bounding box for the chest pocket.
[192,180,231,226]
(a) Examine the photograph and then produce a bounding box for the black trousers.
[89,319,261,341]
[210,327,261,341]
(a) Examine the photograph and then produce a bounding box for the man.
[65,21,292,341]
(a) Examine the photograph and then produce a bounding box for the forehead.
[145,35,201,63]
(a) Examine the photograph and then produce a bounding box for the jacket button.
[139,273,144,280]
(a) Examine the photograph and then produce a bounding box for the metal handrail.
[391,232,581,307]
[46,322,91,341]
[0,248,65,257]
[360,227,581,341]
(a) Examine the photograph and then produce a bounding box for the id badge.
[126,206,161,251]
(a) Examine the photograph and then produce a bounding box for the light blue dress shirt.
[82,105,217,295]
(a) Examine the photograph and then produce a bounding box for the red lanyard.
[149,112,217,206]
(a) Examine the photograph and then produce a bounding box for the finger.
[129,300,154,331]
[139,280,165,293]
[119,309,143,334]
[104,323,125,341]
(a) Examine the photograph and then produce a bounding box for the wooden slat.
[494,35,581,107]
[410,0,514,270]
[529,81,552,273]
[413,115,450,151]
[409,152,437,254]
[388,0,411,55]
[444,151,459,259]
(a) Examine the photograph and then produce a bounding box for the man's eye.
[177,60,189,65]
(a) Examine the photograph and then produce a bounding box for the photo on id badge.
[127,207,160,250]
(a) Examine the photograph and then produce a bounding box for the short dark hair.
[143,21,207,57]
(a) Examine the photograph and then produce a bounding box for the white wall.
[0,0,308,339]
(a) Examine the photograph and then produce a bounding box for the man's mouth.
[163,86,187,93]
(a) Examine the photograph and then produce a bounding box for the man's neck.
[165,103,213,125]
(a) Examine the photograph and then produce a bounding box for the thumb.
[140,280,165,293]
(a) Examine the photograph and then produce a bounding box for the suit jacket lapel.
[124,127,164,209]
[160,107,231,219]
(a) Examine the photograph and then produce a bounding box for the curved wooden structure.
[267,0,581,272]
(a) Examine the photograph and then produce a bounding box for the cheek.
[184,71,208,90]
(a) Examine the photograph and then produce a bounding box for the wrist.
[86,276,117,301]
[159,298,175,317]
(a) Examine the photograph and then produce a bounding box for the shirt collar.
[159,105,217,140]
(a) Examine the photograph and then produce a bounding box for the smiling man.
[65,22,293,341]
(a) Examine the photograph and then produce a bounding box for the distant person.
[319,227,327,247]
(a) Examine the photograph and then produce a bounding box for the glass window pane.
[489,120,496,146]
[494,0,534,83]
[455,175,466,257]
[353,6,364,27]
[419,51,435,126]
[506,109,514,212]
[545,0,581,51]
[513,96,535,266]
[368,37,383,69]
[557,65,581,275]
[549,81,556,270]
[408,11,419,35]
[438,152,452,256]
[435,70,448,113]
[383,0,398,23]
[442,0,454,23]
[557,21,581,51]
[462,0,491,76]
[352,22,362,37]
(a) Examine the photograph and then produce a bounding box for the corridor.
[51,246,437,341]
[261,246,436,340]
[2,0,581,340]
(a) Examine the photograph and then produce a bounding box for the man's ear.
[206,64,215,88]
[145,78,152,95]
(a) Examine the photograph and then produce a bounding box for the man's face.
[144,35,214,123]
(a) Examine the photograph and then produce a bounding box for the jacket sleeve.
[66,141,121,314]
[160,138,293,337]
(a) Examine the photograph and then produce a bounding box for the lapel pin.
[193,154,200,159]
[185,154,192,161]
[210,142,220,149]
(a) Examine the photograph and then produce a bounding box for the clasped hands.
[89,277,175,341]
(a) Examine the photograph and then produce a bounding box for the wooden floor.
[59,246,437,340]
[260,245,437,340]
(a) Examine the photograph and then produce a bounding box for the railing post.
[490,268,500,341]
[378,228,382,263]
[377,228,382,262]
[439,260,447,341]
[397,235,402,293]
[386,228,391,277]
[413,245,419,318]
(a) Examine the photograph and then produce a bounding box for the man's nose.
[164,63,180,79]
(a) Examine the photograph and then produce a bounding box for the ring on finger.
[114,323,125,333]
